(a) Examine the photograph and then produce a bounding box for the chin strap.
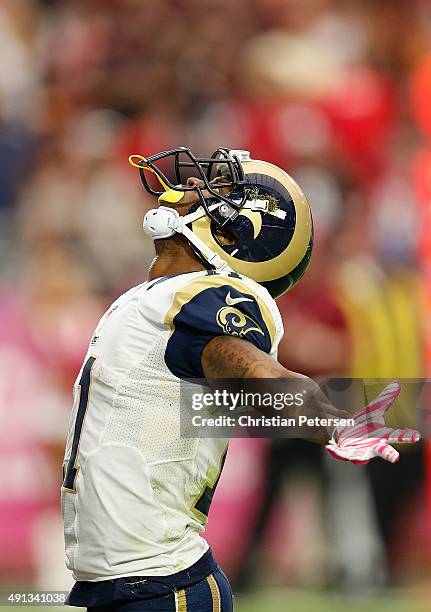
[181,224,232,272]
[143,205,233,273]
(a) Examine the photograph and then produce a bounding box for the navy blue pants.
[66,550,233,611]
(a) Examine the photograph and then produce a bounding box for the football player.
[62,148,419,611]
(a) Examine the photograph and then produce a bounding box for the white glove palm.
[325,381,420,464]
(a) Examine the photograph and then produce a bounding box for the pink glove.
[325,381,421,464]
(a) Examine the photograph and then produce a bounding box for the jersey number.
[192,449,227,522]
[62,356,96,493]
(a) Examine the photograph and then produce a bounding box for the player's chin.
[180,189,211,207]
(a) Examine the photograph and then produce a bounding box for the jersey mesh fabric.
[102,337,198,462]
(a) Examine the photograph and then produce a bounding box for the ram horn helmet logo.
[237,209,262,239]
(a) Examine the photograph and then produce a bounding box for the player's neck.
[148,253,205,280]
[148,237,206,280]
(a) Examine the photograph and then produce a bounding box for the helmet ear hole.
[213,225,236,247]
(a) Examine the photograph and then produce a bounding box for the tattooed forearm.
[201,336,288,380]
[201,335,350,444]
[202,336,309,420]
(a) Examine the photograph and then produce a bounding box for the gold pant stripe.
[176,589,187,612]
[207,573,221,612]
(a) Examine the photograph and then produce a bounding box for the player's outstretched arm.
[201,335,346,444]
[201,336,421,463]
[202,335,298,379]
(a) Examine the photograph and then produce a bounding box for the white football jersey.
[61,270,283,581]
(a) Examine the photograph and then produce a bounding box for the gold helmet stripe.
[191,160,312,282]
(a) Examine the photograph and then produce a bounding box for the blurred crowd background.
[1,0,431,606]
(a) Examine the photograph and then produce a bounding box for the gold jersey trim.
[164,274,276,348]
